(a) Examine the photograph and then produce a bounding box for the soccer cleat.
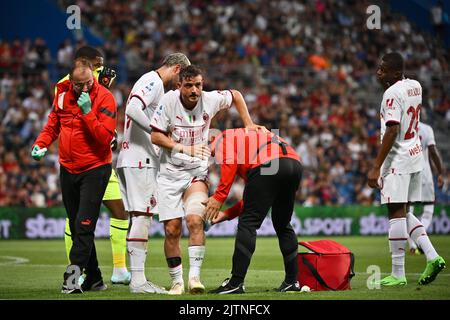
[274,281,301,292]
[372,275,407,287]
[130,281,168,294]
[418,256,446,285]
[81,278,107,291]
[62,270,83,294]
[61,284,83,294]
[209,278,245,294]
[111,271,131,285]
[168,281,185,295]
[81,269,107,292]
[188,277,205,294]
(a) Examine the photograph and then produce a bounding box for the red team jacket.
[34,79,117,174]
[211,128,301,219]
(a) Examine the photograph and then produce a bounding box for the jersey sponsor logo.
[202,112,209,122]
[173,126,204,145]
[122,141,129,150]
[176,115,183,122]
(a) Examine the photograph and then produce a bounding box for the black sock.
[167,256,182,268]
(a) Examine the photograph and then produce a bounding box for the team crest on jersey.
[202,112,209,122]
[150,195,157,208]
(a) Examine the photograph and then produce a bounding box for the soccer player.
[150,65,266,295]
[367,52,446,286]
[408,120,445,254]
[58,46,131,285]
[32,61,116,293]
[205,129,303,294]
[116,53,191,294]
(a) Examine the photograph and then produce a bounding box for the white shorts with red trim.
[421,175,435,203]
[380,171,422,204]
[116,167,158,214]
[157,165,208,221]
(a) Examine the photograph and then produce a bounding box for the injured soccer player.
[150,65,266,295]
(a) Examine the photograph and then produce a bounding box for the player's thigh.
[117,167,158,214]
[102,169,122,201]
[157,174,190,222]
[380,173,410,204]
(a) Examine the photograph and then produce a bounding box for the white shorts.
[116,167,158,214]
[421,176,435,203]
[157,166,208,222]
[380,171,422,204]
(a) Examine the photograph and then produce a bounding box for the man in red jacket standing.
[204,128,303,294]
[31,59,117,293]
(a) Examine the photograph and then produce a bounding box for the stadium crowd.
[0,0,449,207]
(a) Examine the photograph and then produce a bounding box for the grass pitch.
[0,236,449,300]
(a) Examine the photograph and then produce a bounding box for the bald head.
[70,59,94,96]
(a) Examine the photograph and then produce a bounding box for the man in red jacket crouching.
[31,59,117,293]
[204,128,303,294]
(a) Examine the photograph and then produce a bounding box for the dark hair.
[69,58,92,78]
[382,52,404,72]
[179,65,203,82]
[75,46,103,60]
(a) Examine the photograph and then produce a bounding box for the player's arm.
[368,122,399,189]
[203,162,239,221]
[429,145,445,188]
[151,131,210,159]
[125,95,153,134]
[229,89,268,132]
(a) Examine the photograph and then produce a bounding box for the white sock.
[421,204,434,230]
[169,264,184,284]
[389,218,407,279]
[188,245,205,279]
[127,216,151,286]
[408,205,415,214]
[407,237,417,250]
[407,212,438,262]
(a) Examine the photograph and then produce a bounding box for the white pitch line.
[3,264,449,277]
[0,256,30,266]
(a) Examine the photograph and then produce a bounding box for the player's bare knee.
[186,215,203,234]
[164,221,182,240]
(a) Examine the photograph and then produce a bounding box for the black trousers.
[231,157,302,284]
[60,164,111,273]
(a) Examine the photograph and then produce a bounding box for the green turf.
[0,236,448,300]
